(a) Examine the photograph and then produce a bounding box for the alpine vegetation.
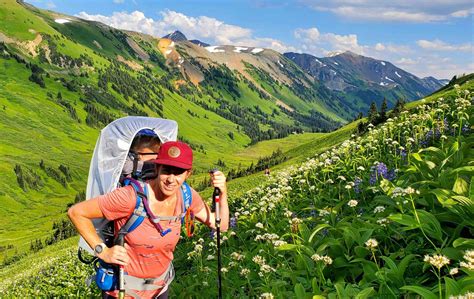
[171,84,473,298]
[1,83,472,298]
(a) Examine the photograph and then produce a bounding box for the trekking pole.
[116,234,126,299]
[210,169,222,299]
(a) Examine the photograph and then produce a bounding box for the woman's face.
[156,165,190,197]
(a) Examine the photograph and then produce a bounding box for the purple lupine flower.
[386,169,397,181]
[230,217,237,229]
[376,162,388,178]
[354,177,363,193]
[400,149,407,158]
[462,124,470,134]
[209,229,215,239]
[444,118,449,130]
[421,130,433,147]
[310,204,316,217]
[369,166,377,186]
[434,128,441,140]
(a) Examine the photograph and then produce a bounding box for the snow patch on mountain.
[385,76,394,82]
[55,18,70,24]
[327,51,343,57]
[233,47,248,53]
[251,48,264,54]
[205,46,225,53]
[380,61,386,66]
[395,71,402,78]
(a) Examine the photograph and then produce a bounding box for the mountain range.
[163,30,447,115]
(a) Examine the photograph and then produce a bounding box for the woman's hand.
[99,245,130,266]
[210,170,227,195]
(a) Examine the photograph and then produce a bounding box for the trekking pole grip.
[116,234,125,299]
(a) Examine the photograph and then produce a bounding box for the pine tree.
[368,101,378,124]
[379,98,388,122]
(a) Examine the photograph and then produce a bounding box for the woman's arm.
[194,170,229,231]
[68,199,130,266]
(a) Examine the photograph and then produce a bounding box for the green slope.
[0,0,341,262]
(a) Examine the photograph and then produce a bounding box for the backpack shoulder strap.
[181,181,192,209]
[180,181,192,222]
[117,178,147,235]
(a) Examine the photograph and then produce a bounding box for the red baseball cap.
[150,141,193,169]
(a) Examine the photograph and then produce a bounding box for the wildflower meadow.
[173,84,473,298]
[1,84,472,298]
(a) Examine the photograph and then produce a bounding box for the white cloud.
[75,9,293,52]
[74,9,472,80]
[294,27,365,55]
[300,0,474,22]
[293,26,472,79]
[417,39,473,52]
[396,57,417,65]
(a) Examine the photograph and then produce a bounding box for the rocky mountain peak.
[162,30,187,42]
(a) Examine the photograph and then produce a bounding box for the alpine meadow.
[0,0,473,298]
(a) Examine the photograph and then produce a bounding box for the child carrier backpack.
[76,116,195,292]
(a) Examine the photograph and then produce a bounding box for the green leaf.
[397,254,417,279]
[453,238,474,249]
[444,277,461,298]
[401,286,438,299]
[388,214,418,229]
[449,166,474,175]
[335,282,347,298]
[277,244,299,251]
[355,287,375,299]
[412,153,423,161]
[380,256,398,272]
[418,210,443,242]
[470,176,474,200]
[354,246,369,258]
[425,160,437,170]
[453,176,469,195]
[308,223,331,243]
[431,188,457,207]
[311,278,320,295]
[452,195,474,206]
[295,283,307,299]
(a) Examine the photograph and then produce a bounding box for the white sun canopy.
[79,116,178,253]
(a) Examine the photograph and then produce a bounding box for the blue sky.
[28,0,473,79]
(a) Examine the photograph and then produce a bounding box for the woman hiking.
[68,141,229,298]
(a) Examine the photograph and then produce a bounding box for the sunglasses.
[185,208,195,237]
[135,152,158,156]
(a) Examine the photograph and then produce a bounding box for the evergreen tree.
[379,98,388,122]
[368,101,378,124]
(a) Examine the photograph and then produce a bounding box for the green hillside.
[0,76,471,298]
[0,0,346,262]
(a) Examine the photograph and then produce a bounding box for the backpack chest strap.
[149,213,185,224]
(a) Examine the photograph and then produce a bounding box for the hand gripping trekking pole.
[116,233,126,299]
[210,169,222,299]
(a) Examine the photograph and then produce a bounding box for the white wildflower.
[347,200,358,207]
[374,206,385,213]
[365,238,378,249]
[424,254,450,269]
